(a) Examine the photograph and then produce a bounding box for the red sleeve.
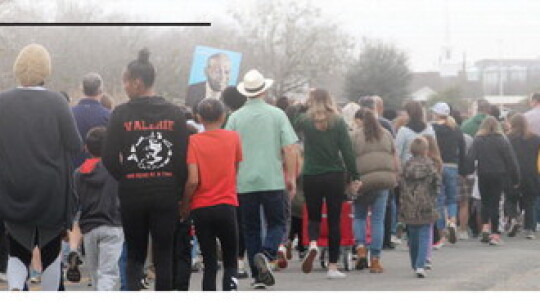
[186,137,197,165]
[235,132,243,163]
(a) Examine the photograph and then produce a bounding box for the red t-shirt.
[187,129,242,210]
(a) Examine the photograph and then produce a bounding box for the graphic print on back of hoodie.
[102,97,188,198]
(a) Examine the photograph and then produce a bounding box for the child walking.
[74,127,123,290]
[181,98,242,291]
[399,137,441,278]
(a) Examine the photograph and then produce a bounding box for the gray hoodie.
[395,124,436,166]
[74,159,121,234]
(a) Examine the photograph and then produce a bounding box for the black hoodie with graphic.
[75,158,122,234]
[102,96,188,200]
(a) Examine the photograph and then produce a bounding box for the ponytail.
[355,108,383,142]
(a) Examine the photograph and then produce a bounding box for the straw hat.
[237,69,273,97]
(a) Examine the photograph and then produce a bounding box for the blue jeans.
[390,194,397,235]
[353,190,388,257]
[436,165,458,230]
[238,190,286,279]
[118,242,127,291]
[407,224,430,270]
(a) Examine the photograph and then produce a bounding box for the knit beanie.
[13,44,51,86]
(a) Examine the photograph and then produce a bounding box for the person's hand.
[350,180,362,194]
[286,177,297,201]
[180,202,190,222]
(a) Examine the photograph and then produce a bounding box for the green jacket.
[460,114,487,137]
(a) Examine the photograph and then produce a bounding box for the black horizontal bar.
[0,22,211,27]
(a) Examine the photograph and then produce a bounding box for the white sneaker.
[526,230,536,240]
[415,268,426,278]
[237,259,249,279]
[0,272,6,282]
[327,269,347,279]
[458,230,469,240]
[390,235,402,245]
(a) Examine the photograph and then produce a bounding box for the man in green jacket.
[461,99,491,137]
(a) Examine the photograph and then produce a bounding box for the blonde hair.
[410,136,429,157]
[394,114,409,132]
[477,116,502,136]
[437,115,457,129]
[306,88,339,130]
[423,135,442,173]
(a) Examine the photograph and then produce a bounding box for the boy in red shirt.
[181,98,242,291]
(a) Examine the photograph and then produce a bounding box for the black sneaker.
[251,279,266,289]
[237,269,249,279]
[480,232,490,243]
[66,251,82,282]
[253,253,275,286]
[448,223,457,244]
[508,220,519,237]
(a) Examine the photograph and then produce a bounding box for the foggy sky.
[10,0,540,72]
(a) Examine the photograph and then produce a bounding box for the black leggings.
[303,172,345,264]
[478,173,505,234]
[8,233,61,271]
[172,220,192,291]
[192,204,238,291]
[235,204,245,259]
[289,216,304,252]
[120,194,178,291]
[505,191,536,231]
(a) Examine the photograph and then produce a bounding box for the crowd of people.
[0,43,539,291]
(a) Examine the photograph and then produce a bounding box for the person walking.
[399,137,440,278]
[74,127,123,291]
[351,108,398,273]
[465,117,520,245]
[430,102,466,244]
[181,98,242,291]
[102,49,189,291]
[225,69,298,289]
[67,72,112,283]
[506,114,540,239]
[0,44,82,291]
[295,89,361,279]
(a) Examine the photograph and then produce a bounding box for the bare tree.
[232,0,353,98]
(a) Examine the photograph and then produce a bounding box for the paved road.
[4,234,540,291]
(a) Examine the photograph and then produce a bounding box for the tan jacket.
[350,128,397,193]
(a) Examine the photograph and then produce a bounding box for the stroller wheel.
[343,249,354,271]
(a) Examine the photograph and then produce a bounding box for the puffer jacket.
[399,156,441,225]
[351,128,397,193]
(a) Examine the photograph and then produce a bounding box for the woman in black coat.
[466,116,520,246]
[0,44,82,291]
[506,114,540,239]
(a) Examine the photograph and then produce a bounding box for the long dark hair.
[355,108,383,142]
[404,101,426,131]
